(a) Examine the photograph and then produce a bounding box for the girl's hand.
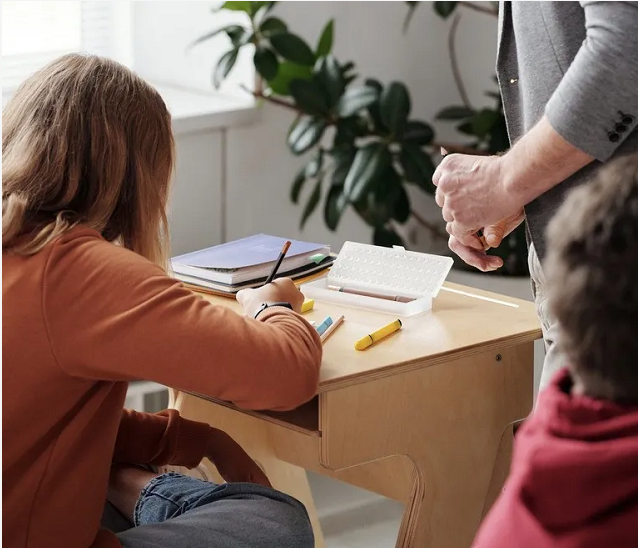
[236,278,304,316]
[206,427,271,487]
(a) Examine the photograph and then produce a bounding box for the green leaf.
[402,120,434,146]
[305,149,324,178]
[331,149,355,183]
[220,1,252,12]
[289,79,329,115]
[213,49,239,88]
[333,117,367,148]
[364,78,382,93]
[400,143,436,193]
[300,177,323,229]
[290,165,307,204]
[314,55,343,106]
[356,193,392,227]
[469,108,500,139]
[254,47,279,80]
[403,1,420,33]
[487,114,510,154]
[373,227,405,248]
[364,79,386,132]
[393,184,411,223]
[316,19,334,57]
[287,116,327,155]
[456,121,474,135]
[336,86,379,117]
[324,184,347,231]
[267,61,312,96]
[344,143,391,202]
[249,1,273,16]
[270,32,315,66]
[434,1,457,18]
[436,105,475,120]
[380,82,411,138]
[341,61,355,76]
[259,16,287,36]
[188,25,242,50]
[226,26,252,47]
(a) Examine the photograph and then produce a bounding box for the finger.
[483,222,506,248]
[447,223,484,250]
[440,147,448,156]
[442,205,454,223]
[435,188,445,208]
[235,288,253,305]
[448,236,503,272]
[432,158,449,187]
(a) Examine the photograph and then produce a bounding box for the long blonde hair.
[2,53,174,267]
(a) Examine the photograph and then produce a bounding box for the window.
[2,1,131,96]
[2,1,254,117]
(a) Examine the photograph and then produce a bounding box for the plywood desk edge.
[316,326,542,392]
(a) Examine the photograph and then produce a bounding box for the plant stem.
[448,13,472,110]
[460,2,499,17]
[250,87,303,113]
[410,209,448,241]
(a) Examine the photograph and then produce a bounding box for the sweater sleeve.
[42,231,322,411]
[545,2,638,161]
[113,409,211,468]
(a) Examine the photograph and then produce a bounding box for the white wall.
[132,1,498,253]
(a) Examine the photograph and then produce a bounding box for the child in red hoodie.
[473,155,638,548]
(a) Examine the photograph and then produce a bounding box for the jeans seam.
[134,472,182,526]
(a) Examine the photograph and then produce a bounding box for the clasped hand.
[432,153,525,272]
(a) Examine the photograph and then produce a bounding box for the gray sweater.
[497,1,638,260]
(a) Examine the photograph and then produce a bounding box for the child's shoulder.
[46,225,163,279]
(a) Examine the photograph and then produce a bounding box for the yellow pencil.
[355,319,402,351]
[320,314,344,344]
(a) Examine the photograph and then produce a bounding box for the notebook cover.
[172,234,329,270]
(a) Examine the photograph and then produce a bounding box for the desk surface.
[198,281,541,392]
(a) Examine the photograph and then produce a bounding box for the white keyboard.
[328,242,453,299]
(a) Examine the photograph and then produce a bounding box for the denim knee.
[133,472,314,548]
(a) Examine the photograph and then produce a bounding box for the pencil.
[265,240,291,284]
[320,315,344,343]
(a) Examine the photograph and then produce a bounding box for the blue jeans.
[102,472,314,548]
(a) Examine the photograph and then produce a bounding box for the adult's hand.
[433,153,525,250]
[448,210,526,272]
[432,117,593,269]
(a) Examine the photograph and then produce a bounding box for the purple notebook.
[172,234,329,271]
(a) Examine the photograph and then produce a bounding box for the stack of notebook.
[171,234,334,296]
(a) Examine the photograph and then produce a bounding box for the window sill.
[3,83,257,135]
[153,84,259,136]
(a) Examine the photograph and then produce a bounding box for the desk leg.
[320,343,534,548]
[169,390,326,548]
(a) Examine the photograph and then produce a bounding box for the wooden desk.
[170,282,541,548]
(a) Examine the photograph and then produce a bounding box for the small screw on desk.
[495,354,502,362]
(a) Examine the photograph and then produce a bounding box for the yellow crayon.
[355,319,402,351]
[301,299,314,314]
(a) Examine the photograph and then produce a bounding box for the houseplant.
[192,1,528,276]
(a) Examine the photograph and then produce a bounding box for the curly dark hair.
[545,154,638,403]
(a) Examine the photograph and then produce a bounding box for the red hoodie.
[473,370,638,548]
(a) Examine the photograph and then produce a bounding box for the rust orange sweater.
[2,226,322,548]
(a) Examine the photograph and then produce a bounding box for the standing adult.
[432,2,638,392]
